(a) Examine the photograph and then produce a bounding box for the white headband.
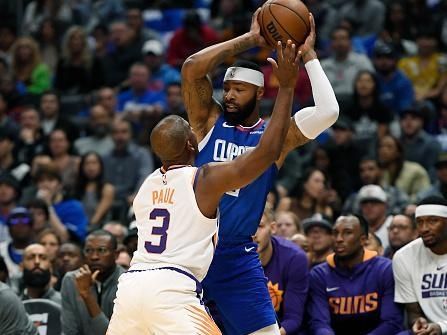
[223,67,264,87]
[415,204,447,218]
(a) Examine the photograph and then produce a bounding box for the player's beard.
[223,95,257,126]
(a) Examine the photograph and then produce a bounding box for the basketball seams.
[269,2,310,33]
[267,4,301,45]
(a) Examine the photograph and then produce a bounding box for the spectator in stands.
[34,18,60,75]
[37,229,60,266]
[0,73,27,115]
[27,198,49,236]
[102,21,142,88]
[384,214,417,259]
[39,91,78,142]
[0,22,17,64]
[345,70,394,142]
[126,8,160,45]
[325,118,365,201]
[166,10,219,69]
[399,29,447,102]
[74,104,114,156]
[55,242,83,290]
[278,168,335,222]
[61,229,124,335]
[20,243,61,304]
[103,118,154,216]
[336,0,385,37]
[117,63,166,119]
[75,152,115,228]
[393,196,447,334]
[372,40,414,114]
[96,87,118,117]
[90,23,110,59]
[0,92,19,134]
[11,37,51,95]
[17,107,45,165]
[321,26,374,105]
[103,222,127,245]
[165,81,186,119]
[417,153,447,201]
[400,103,442,181]
[275,211,301,239]
[54,26,104,94]
[123,220,137,258]
[254,208,309,335]
[308,214,403,334]
[358,184,393,250]
[343,157,409,215]
[303,215,334,268]
[0,173,21,242]
[0,281,38,335]
[0,207,34,276]
[22,0,72,36]
[365,232,384,256]
[35,162,87,243]
[378,134,430,201]
[47,128,80,191]
[142,39,181,92]
[0,126,31,186]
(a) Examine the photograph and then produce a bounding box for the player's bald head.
[150,115,195,162]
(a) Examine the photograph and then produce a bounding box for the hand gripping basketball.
[267,39,300,89]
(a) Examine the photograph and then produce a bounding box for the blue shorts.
[202,240,277,335]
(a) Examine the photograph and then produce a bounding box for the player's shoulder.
[394,238,424,261]
[310,260,331,279]
[272,235,305,258]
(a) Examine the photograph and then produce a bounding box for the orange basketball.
[259,0,310,48]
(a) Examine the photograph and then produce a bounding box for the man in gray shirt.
[61,230,124,335]
[0,281,38,335]
[19,244,61,304]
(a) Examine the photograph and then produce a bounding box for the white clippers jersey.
[130,165,218,281]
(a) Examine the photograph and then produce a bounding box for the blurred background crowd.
[0,0,446,334]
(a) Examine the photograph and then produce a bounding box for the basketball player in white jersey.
[106,39,300,335]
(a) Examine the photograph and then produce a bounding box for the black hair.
[86,229,118,251]
[40,90,60,103]
[331,26,352,40]
[27,198,49,219]
[231,59,262,73]
[418,195,447,206]
[351,213,369,237]
[75,151,105,201]
[370,232,382,247]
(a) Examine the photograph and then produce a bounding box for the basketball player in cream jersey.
[106,39,300,335]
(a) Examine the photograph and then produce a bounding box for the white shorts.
[107,267,221,335]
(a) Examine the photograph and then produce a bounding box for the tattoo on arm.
[233,40,252,54]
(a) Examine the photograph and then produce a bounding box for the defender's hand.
[267,39,300,89]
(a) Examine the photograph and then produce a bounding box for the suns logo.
[268,281,283,312]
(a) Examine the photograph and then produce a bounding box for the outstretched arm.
[195,40,299,218]
[276,14,339,168]
[181,8,268,140]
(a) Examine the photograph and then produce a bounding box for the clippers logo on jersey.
[328,292,379,315]
[213,139,254,162]
[421,273,447,298]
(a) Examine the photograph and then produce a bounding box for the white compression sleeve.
[293,59,339,139]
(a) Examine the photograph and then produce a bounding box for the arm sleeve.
[61,274,81,335]
[368,262,404,335]
[280,251,309,334]
[294,59,339,139]
[308,267,336,335]
[90,312,109,335]
[392,253,418,303]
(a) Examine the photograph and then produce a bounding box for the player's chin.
[421,235,436,247]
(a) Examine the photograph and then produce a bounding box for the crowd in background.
[0,0,447,334]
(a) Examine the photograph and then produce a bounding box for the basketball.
[259,0,310,48]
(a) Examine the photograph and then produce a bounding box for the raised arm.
[181,8,267,140]
[276,13,339,168]
[195,40,299,218]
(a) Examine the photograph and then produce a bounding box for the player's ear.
[270,221,277,234]
[256,87,264,100]
[186,140,195,152]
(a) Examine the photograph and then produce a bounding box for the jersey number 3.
[145,208,170,254]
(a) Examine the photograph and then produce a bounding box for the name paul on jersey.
[421,273,447,298]
[213,139,254,162]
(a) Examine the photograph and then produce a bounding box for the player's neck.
[259,241,273,267]
[239,112,261,127]
[429,243,447,255]
[336,248,365,270]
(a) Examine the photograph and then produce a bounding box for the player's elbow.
[181,56,200,79]
[327,101,339,127]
